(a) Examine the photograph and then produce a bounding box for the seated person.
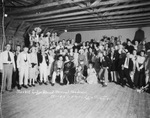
[87,62,98,84]
[75,66,86,84]
[51,55,64,86]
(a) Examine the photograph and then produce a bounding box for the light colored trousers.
[19,66,29,85]
[52,70,63,84]
[2,64,13,91]
[98,67,109,83]
[40,63,47,83]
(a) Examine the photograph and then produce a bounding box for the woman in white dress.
[29,30,36,46]
[87,62,98,84]
[74,48,79,67]
[29,46,38,86]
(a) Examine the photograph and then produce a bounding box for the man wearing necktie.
[1,44,16,93]
[12,45,21,89]
[17,46,30,89]
[120,52,134,88]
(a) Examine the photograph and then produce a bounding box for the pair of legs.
[99,67,109,85]
[19,66,29,87]
[2,64,13,92]
[39,63,48,83]
[110,71,117,83]
[29,66,37,85]
[119,68,134,88]
[52,70,63,84]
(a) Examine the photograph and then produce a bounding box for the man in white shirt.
[1,44,16,93]
[17,46,30,89]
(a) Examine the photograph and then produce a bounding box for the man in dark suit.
[125,39,134,54]
[12,45,21,89]
[119,52,134,88]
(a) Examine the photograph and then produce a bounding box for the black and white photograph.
[0,0,150,118]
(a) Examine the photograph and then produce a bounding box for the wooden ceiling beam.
[8,0,86,15]
[74,1,114,28]
[39,15,150,27]
[24,24,34,35]
[5,18,14,32]
[68,24,150,32]
[33,8,150,25]
[13,0,141,18]
[55,22,150,32]
[14,21,25,36]
[23,1,150,22]
[43,19,150,29]
[47,20,150,30]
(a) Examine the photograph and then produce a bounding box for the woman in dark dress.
[93,51,101,81]
[109,47,117,83]
[63,55,75,85]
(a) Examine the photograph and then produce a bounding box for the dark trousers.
[119,68,134,87]
[0,72,2,91]
[64,71,75,84]
[12,69,19,88]
[134,68,145,88]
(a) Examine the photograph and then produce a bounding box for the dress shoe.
[44,82,48,85]
[39,82,42,85]
[28,85,32,87]
[18,86,22,90]
[102,83,107,87]
[24,85,28,89]
[60,83,64,86]
[51,83,55,86]
[32,84,35,87]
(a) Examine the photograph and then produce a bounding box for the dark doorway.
[75,33,82,44]
[133,28,145,43]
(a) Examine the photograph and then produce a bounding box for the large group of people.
[0,28,150,94]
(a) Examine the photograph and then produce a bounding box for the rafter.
[68,24,150,32]
[5,19,14,31]
[52,22,150,32]
[39,15,150,27]
[43,18,150,29]
[46,19,150,30]
[33,7,150,25]
[8,0,86,15]
[22,1,150,22]
[24,24,34,35]
[14,21,25,36]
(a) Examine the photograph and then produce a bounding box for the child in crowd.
[87,62,98,84]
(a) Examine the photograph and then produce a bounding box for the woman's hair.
[140,50,145,54]
[89,62,94,67]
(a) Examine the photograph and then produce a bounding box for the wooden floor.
[1,83,150,118]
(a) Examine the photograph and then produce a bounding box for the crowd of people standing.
[0,28,150,94]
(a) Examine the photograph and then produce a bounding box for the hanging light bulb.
[4,14,8,17]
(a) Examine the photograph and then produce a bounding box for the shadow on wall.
[75,33,82,44]
[133,28,145,43]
